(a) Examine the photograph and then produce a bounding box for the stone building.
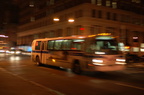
[17,0,144,54]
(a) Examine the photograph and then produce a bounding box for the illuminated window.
[29,1,34,7]
[112,2,117,8]
[91,0,96,4]
[132,47,139,52]
[97,0,102,6]
[106,0,111,7]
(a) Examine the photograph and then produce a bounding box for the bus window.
[62,40,72,50]
[42,41,47,50]
[54,40,63,50]
[35,41,41,50]
[47,40,55,49]
[72,39,84,50]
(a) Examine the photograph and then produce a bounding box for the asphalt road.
[0,53,144,95]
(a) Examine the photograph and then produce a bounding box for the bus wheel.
[72,63,81,74]
[36,56,42,66]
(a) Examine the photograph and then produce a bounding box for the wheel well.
[36,55,39,61]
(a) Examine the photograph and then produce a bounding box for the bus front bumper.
[85,64,126,72]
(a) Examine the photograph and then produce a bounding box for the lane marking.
[0,68,65,95]
[115,83,144,91]
[90,78,144,91]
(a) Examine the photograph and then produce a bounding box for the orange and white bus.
[31,33,126,74]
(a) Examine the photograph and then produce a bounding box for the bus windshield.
[87,39,119,55]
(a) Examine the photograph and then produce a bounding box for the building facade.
[17,0,144,54]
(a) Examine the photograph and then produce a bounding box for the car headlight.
[11,51,15,54]
[115,59,126,65]
[16,51,21,54]
[92,59,104,66]
[92,59,103,63]
[116,59,125,62]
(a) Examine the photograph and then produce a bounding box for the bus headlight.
[116,59,125,62]
[92,59,104,66]
[115,59,126,65]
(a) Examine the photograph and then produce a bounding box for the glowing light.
[52,59,56,62]
[124,46,130,49]
[116,59,125,62]
[93,63,105,66]
[0,35,8,38]
[80,28,85,30]
[68,19,74,22]
[133,37,138,39]
[97,33,111,36]
[10,56,21,61]
[92,59,103,63]
[71,48,77,50]
[78,36,85,38]
[53,18,60,21]
[88,35,96,37]
[95,52,105,54]
[115,62,126,65]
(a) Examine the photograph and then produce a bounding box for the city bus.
[31,33,126,74]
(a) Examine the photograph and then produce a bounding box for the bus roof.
[33,33,115,41]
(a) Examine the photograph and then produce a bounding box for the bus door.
[41,41,47,64]
[34,41,42,61]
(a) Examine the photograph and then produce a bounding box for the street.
[0,53,144,95]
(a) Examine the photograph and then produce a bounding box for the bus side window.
[35,41,41,50]
[47,40,55,50]
[54,40,63,50]
[71,39,84,50]
[62,40,72,50]
[42,41,47,50]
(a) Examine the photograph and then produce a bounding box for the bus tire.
[72,62,81,74]
[36,56,42,66]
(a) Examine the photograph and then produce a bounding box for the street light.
[68,19,74,22]
[53,18,60,22]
